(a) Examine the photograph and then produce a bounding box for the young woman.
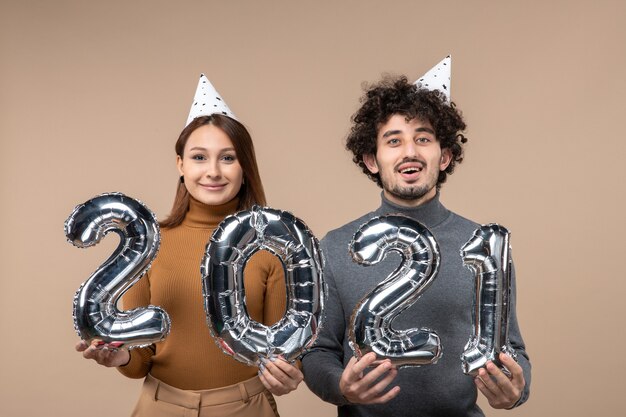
[76,114,303,417]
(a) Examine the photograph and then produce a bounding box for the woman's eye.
[222,154,236,162]
[191,154,206,161]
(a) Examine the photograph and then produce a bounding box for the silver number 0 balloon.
[65,193,171,348]
[460,223,517,375]
[348,215,442,367]
[202,206,325,366]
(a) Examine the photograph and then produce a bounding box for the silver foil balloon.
[202,206,325,366]
[460,224,517,376]
[348,215,442,368]
[65,192,171,349]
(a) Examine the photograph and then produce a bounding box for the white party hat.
[186,74,236,126]
[414,55,451,102]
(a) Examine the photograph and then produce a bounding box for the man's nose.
[403,142,418,158]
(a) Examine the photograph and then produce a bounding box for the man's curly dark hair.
[346,75,468,188]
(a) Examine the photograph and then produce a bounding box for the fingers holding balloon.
[267,356,304,383]
[493,353,524,404]
[475,366,499,396]
[77,340,104,358]
[340,352,400,404]
[78,339,131,367]
[499,352,524,383]
[475,356,523,409]
[75,340,89,352]
[359,362,399,404]
[347,352,381,381]
[258,357,303,396]
[367,379,400,405]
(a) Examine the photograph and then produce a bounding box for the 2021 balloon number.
[349,215,515,372]
[65,193,171,349]
[348,215,442,368]
[460,224,516,376]
[202,206,325,366]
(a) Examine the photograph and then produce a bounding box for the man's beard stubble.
[387,183,431,201]
[384,157,435,202]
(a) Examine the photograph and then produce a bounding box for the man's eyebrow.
[415,127,435,134]
[382,129,402,138]
[382,127,435,138]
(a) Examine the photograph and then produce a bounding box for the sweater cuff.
[506,384,529,409]
[329,368,351,406]
[117,346,154,379]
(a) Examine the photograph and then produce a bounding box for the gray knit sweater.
[302,194,531,417]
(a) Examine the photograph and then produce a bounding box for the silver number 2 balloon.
[460,224,517,376]
[348,215,442,368]
[65,192,171,348]
[202,206,325,366]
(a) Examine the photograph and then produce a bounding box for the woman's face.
[177,124,244,206]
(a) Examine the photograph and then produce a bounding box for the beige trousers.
[130,374,279,417]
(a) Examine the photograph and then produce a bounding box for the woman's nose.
[205,162,221,178]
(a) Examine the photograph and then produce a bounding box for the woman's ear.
[176,155,184,176]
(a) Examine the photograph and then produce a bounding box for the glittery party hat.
[414,56,451,102]
[186,74,236,126]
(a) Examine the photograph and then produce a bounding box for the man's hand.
[75,340,131,368]
[475,353,525,409]
[339,352,400,404]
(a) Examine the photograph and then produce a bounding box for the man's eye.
[417,137,431,143]
[388,138,400,145]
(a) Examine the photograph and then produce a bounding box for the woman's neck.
[182,196,240,229]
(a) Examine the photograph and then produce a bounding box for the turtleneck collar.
[375,191,451,229]
[182,196,240,229]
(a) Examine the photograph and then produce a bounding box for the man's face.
[363,114,451,207]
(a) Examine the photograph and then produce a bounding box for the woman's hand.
[258,356,304,396]
[75,340,131,368]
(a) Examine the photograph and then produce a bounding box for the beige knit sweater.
[118,197,286,389]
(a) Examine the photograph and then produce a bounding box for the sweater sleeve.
[507,261,532,407]
[116,271,155,379]
[301,238,351,406]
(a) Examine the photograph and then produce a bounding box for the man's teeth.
[400,167,422,174]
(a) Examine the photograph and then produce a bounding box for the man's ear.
[439,148,452,171]
[363,154,379,174]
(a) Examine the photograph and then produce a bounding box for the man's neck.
[382,188,437,208]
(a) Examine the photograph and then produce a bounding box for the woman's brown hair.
[160,114,267,228]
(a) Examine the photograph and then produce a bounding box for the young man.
[302,71,531,416]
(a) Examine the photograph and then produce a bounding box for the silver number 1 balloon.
[202,206,325,366]
[460,224,517,376]
[348,215,442,368]
[65,192,171,348]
